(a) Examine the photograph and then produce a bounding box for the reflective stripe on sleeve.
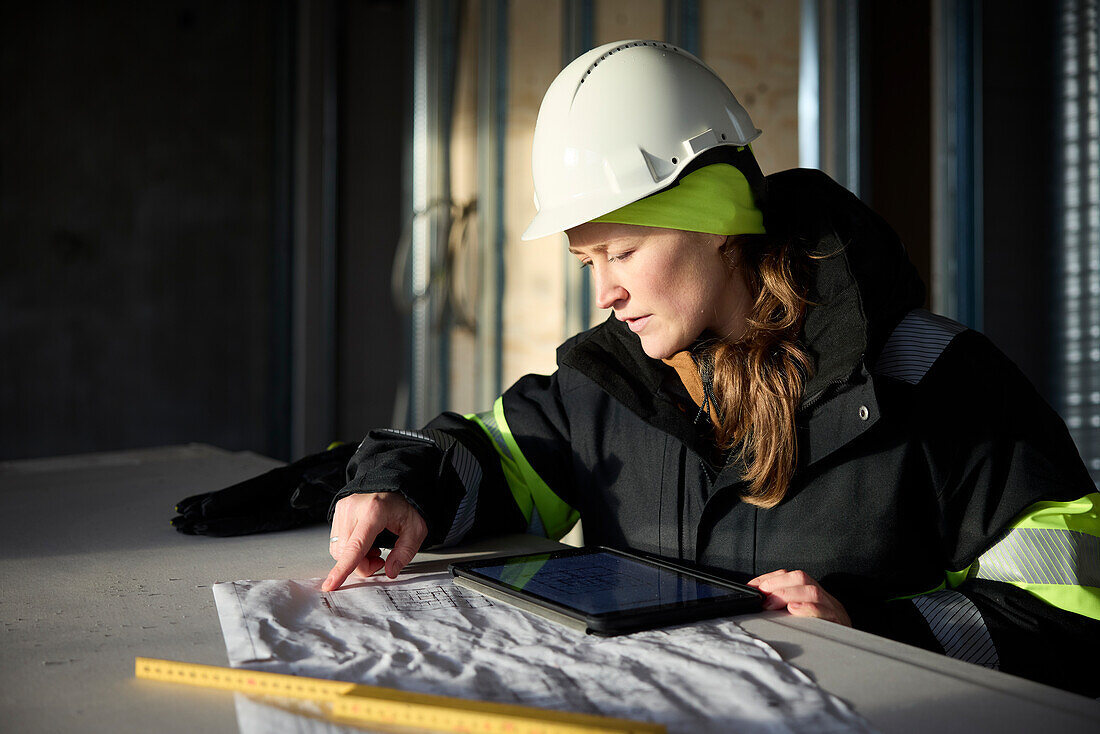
[971,492,1100,620]
[911,590,1000,669]
[375,428,482,547]
[466,397,579,540]
[975,527,1099,586]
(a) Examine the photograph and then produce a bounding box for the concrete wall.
[1,2,279,460]
[1,0,408,461]
[336,0,409,441]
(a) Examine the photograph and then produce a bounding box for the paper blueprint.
[213,572,876,734]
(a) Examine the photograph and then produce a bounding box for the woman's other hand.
[747,569,852,626]
[321,492,428,591]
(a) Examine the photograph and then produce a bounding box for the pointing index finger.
[323,547,362,591]
[322,517,385,591]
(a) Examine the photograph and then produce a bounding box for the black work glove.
[171,443,358,536]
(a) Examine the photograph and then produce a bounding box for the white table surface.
[2,444,1097,733]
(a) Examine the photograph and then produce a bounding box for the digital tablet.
[449,546,763,636]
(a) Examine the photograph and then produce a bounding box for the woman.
[324,41,1099,695]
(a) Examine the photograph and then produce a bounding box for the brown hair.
[697,234,813,508]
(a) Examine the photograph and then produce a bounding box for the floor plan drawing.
[213,573,875,734]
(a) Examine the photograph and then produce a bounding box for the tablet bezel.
[448,546,763,636]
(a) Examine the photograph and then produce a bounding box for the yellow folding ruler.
[135,657,665,734]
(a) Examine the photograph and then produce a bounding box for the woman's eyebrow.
[567,243,609,255]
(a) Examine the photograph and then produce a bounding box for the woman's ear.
[719,234,739,269]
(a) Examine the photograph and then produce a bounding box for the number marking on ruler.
[135,657,665,734]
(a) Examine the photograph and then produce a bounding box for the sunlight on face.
[566,222,752,358]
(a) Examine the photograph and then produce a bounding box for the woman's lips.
[625,315,651,333]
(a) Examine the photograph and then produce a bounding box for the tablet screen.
[464,549,750,615]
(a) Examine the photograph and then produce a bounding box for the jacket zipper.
[797,359,865,415]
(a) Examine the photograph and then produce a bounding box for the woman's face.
[566,222,753,359]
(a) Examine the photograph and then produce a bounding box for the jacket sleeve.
[853,326,1100,697]
[899,494,1100,696]
[850,496,1100,696]
[330,371,579,549]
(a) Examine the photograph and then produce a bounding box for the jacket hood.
[561,168,927,417]
[763,169,927,401]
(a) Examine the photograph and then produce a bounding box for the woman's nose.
[593,269,627,310]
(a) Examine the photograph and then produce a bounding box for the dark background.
[0,0,1062,462]
[1,0,408,461]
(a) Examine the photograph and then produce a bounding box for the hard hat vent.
[577,40,676,86]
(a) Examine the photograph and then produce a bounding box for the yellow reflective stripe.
[971,492,1100,621]
[945,566,972,589]
[1012,583,1100,620]
[1005,492,1100,534]
[466,410,530,523]
[890,494,1098,610]
[465,398,579,540]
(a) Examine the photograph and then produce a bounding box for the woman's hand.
[747,569,852,626]
[321,492,428,591]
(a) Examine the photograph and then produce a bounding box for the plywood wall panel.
[594,0,664,44]
[501,0,563,386]
[446,0,482,415]
[699,0,800,176]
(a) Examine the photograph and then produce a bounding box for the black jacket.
[337,170,1100,696]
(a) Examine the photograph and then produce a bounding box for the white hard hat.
[522,40,761,241]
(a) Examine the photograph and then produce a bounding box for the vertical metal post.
[409,1,456,427]
[410,5,431,428]
[800,0,863,196]
[320,0,340,431]
[477,0,507,406]
[291,0,340,457]
[799,0,822,170]
[270,0,294,461]
[834,0,863,198]
[561,0,593,339]
[665,0,699,56]
[932,0,983,329]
